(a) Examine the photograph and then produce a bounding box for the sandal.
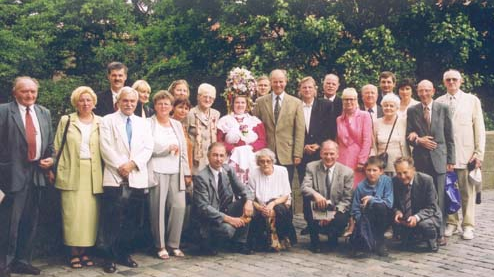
[80,255,94,267]
[69,256,82,269]
[157,248,170,260]
[169,248,185,257]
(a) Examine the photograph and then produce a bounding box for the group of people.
[0,62,486,276]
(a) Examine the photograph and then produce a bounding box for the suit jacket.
[0,102,54,192]
[135,101,154,118]
[406,101,455,173]
[303,98,335,164]
[253,92,305,165]
[54,113,103,193]
[94,90,115,116]
[147,116,190,190]
[436,91,485,167]
[193,164,254,225]
[99,111,153,188]
[392,172,441,228]
[301,161,354,213]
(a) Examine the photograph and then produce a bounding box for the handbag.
[350,209,375,252]
[445,171,461,214]
[53,115,71,176]
[377,116,398,168]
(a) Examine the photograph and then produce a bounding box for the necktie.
[25,107,36,160]
[114,101,118,112]
[368,108,374,114]
[423,106,431,129]
[274,95,281,124]
[218,173,232,212]
[325,168,331,200]
[449,96,456,116]
[403,185,412,220]
[126,117,132,148]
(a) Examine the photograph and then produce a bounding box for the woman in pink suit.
[336,88,372,188]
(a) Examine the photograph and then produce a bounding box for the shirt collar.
[119,111,134,121]
[447,89,463,100]
[16,101,32,112]
[422,101,433,111]
[209,165,222,177]
[303,99,314,108]
[272,92,285,102]
[323,163,336,173]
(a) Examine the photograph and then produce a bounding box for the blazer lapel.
[317,162,327,197]
[10,102,26,141]
[207,168,219,201]
[34,105,48,153]
[430,101,439,136]
[266,94,275,125]
[117,115,130,153]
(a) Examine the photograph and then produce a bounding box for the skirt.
[61,159,100,247]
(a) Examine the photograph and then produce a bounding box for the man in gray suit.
[406,79,455,245]
[0,77,54,277]
[393,157,442,252]
[301,140,354,253]
[192,142,254,255]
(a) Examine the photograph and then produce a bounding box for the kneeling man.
[393,157,442,252]
[193,142,254,255]
[301,140,354,253]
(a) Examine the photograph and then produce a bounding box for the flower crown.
[223,67,257,113]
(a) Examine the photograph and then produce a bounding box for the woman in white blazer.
[148,90,191,259]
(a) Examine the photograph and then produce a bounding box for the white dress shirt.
[303,100,314,132]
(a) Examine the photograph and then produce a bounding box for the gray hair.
[116,86,138,101]
[255,148,277,164]
[380,93,401,107]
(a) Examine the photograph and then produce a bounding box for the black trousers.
[248,202,297,248]
[2,183,40,268]
[99,184,143,261]
[365,202,392,243]
[307,209,350,245]
[396,218,438,246]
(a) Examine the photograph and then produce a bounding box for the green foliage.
[1,0,494,129]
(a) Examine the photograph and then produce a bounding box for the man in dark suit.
[360,84,383,122]
[301,140,354,253]
[0,77,54,277]
[297,77,335,235]
[192,142,255,255]
[253,69,305,183]
[322,74,341,135]
[406,79,455,245]
[392,157,442,252]
[94,62,128,116]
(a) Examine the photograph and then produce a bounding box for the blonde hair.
[168,79,190,97]
[341,87,358,99]
[132,80,151,94]
[70,86,97,108]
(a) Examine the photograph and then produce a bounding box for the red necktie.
[25,107,37,160]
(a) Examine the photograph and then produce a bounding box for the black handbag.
[53,115,71,176]
[377,116,398,168]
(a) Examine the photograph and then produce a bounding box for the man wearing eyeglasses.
[436,69,485,240]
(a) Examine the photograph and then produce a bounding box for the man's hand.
[469,157,482,169]
[446,164,455,172]
[417,136,437,150]
[224,215,245,228]
[360,195,373,208]
[407,132,418,143]
[169,144,179,155]
[304,144,319,155]
[356,163,364,172]
[293,157,301,165]
[185,176,192,186]
[39,157,54,169]
[314,193,327,210]
[319,219,333,226]
[406,216,417,228]
[243,200,254,217]
[394,212,404,224]
[118,161,136,178]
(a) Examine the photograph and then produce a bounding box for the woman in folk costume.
[217,68,267,185]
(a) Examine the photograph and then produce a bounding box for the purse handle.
[383,116,398,153]
[54,115,71,169]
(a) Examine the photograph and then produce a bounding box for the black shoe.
[235,243,254,255]
[309,244,321,253]
[300,226,310,235]
[103,261,117,274]
[199,240,218,256]
[0,266,11,277]
[376,242,389,257]
[117,255,138,268]
[11,262,40,275]
[428,239,439,252]
[327,235,338,248]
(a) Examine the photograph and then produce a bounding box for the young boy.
[351,156,394,256]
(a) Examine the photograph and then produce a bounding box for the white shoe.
[444,224,457,237]
[462,227,474,240]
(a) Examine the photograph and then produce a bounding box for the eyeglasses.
[342,98,357,101]
[445,78,459,82]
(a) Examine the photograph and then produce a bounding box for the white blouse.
[152,124,180,174]
[79,121,93,159]
[248,165,292,205]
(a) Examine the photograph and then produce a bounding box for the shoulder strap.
[383,116,398,153]
[55,115,71,169]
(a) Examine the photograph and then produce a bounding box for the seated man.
[301,140,354,253]
[351,156,393,256]
[192,142,255,255]
[392,157,442,252]
[247,148,297,252]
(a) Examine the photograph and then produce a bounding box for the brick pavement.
[25,190,494,277]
